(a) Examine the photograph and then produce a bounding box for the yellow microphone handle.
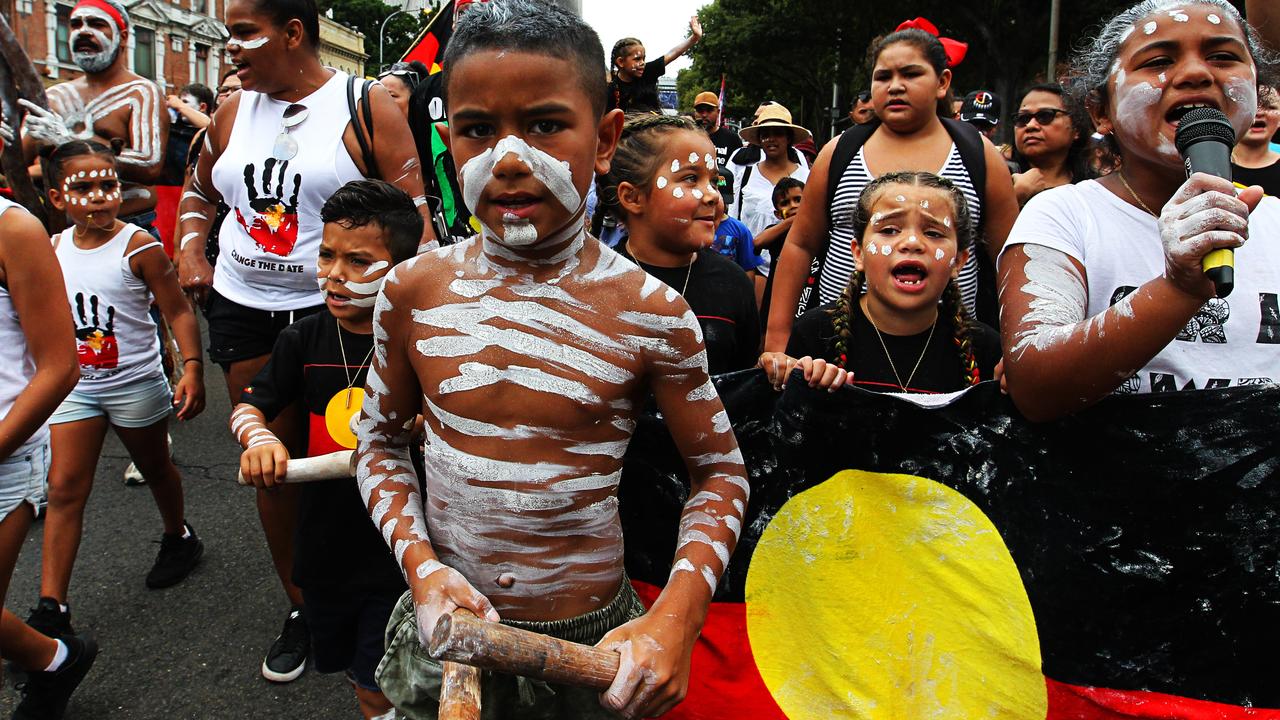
[1203,248,1234,298]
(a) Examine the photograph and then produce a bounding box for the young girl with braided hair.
[760,171,1001,393]
[596,113,760,374]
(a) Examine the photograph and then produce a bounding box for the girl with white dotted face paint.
[1000,0,1280,424]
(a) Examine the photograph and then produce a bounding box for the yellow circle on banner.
[745,470,1046,718]
[324,388,364,450]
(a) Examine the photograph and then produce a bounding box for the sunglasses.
[271,104,308,162]
[1013,108,1069,128]
[379,64,421,87]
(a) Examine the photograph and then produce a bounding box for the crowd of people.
[0,0,1276,717]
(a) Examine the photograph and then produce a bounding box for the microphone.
[1174,107,1239,298]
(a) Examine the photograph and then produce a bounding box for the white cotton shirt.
[729,155,809,237]
[212,70,362,311]
[0,198,47,454]
[1003,179,1280,393]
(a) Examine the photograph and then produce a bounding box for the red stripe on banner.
[402,33,441,69]
[1047,678,1280,719]
[632,581,786,720]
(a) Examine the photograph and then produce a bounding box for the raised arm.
[763,137,834,351]
[597,297,748,719]
[999,174,1262,421]
[355,265,497,647]
[352,84,438,251]
[0,210,78,459]
[662,16,703,66]
[176,96,232,306]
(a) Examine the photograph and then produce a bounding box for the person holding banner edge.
[999,0,1280,424]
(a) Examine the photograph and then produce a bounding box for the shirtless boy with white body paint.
[6,0,168,224]
[360,2,748,718]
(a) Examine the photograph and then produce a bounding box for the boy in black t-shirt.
[230,180,422,719]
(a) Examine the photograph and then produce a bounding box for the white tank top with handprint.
[0,197,49,453]
[53,223,164,392]
[211,70,363,311]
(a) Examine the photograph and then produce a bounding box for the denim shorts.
[50,373,172,428]
[0,440,49,521]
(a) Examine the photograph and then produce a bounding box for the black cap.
[959,90,1000,125]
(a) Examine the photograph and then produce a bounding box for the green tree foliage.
[319,0,436,76]
[679,0,1245,143]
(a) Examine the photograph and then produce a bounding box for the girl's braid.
[943,276,980,386]
[829,268,862,370]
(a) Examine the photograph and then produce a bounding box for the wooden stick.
[235,450,355,486]
[439,660,482,720]
[430,610,620,690]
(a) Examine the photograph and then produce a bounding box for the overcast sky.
[580,0,710,76]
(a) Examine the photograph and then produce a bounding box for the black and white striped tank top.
[821,144,982,309]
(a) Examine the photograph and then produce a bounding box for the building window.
[195,44,209,85]
[18,0,33,13]
[134,27,155,80]
[193,0,207,13]
[55,4,72,64]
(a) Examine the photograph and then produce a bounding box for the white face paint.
[866,242,878,256]
[1168,10,1188,22]
[672,187,685,199]
[69,6,121,74]
[1113,79,1170,158]
[1224,78,1259,132]
[1207,13,1221,24]
[458,135,582,249]
[691,188,703,200]
[935,248,946,262]
[670,159,681,173]
[656,176,668,189]
[688,152,699,163]
[894,195,906,203]
[225,36,270,50]
[1143,20,1158,34]
[704,153,714,170]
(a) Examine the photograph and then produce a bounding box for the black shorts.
[204,289,324,371]
[301,586,402,691]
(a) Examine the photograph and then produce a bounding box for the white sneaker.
[123,434,172,486]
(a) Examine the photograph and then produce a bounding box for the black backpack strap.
[940,117,987,232]
[824,120,878,209]
[734,163,754,219]
[347,76,378,178]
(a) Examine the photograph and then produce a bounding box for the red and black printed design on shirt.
[73,292,118,370]
[620,375,1280,718]
[235,159,302,257]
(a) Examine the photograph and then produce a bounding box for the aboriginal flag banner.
[620,373,1280,718]
[400,0,454,71]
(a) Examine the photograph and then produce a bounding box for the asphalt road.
[0,354,356,718]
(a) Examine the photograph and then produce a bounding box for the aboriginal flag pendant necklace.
[336,319,376,409]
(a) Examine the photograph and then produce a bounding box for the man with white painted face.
[8,0,168,236]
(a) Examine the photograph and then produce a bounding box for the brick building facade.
[4,0,367,92]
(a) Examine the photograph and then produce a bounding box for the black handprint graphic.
[234,158,303,257]
[74,292,118,372]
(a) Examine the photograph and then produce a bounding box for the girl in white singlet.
[34,141,206,638]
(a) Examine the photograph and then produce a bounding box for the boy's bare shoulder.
[384,238,479,296]
[577,241,694,320]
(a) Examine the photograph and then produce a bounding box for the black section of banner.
[619,372,1280,707]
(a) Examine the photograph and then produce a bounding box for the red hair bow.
[895,17,968,68]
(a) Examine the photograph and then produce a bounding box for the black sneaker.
[12,633,99,720]
[261,607,308,683]
[145,521,204,589]
[26,597,73,639]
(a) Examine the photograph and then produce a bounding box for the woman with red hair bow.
[760,20,1018,348]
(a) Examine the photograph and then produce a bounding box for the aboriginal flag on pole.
[400,0,454,72]
[620,373,1280,718]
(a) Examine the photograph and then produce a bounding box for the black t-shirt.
[620,247,760,374]
[708,126,743,168]
[785,299,1001,394]
[243,313,408,593]
[608,58,666,114]
[1232,159,1280,198]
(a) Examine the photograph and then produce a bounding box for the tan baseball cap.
[694,91,719,109]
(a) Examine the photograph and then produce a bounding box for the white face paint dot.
[1169,10,1188,22]
[656,176,668,189]
[1144,21,1157,34]
[935,248,945,261]
[920,199,929,209]
[704,152,714,167]
[672,187,685,199]
[707,184,716,195]
[895,195,907,202]
[943,217,951,227]
[670,160,681,173]
[691,189,703,200]
[688,152,699,163]
[867,242,878,255]
[1158,72,1166,84]
[89,170,98,178]
[1207,13,1221,24]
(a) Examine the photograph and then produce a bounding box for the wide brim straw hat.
[739,104,812,147]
